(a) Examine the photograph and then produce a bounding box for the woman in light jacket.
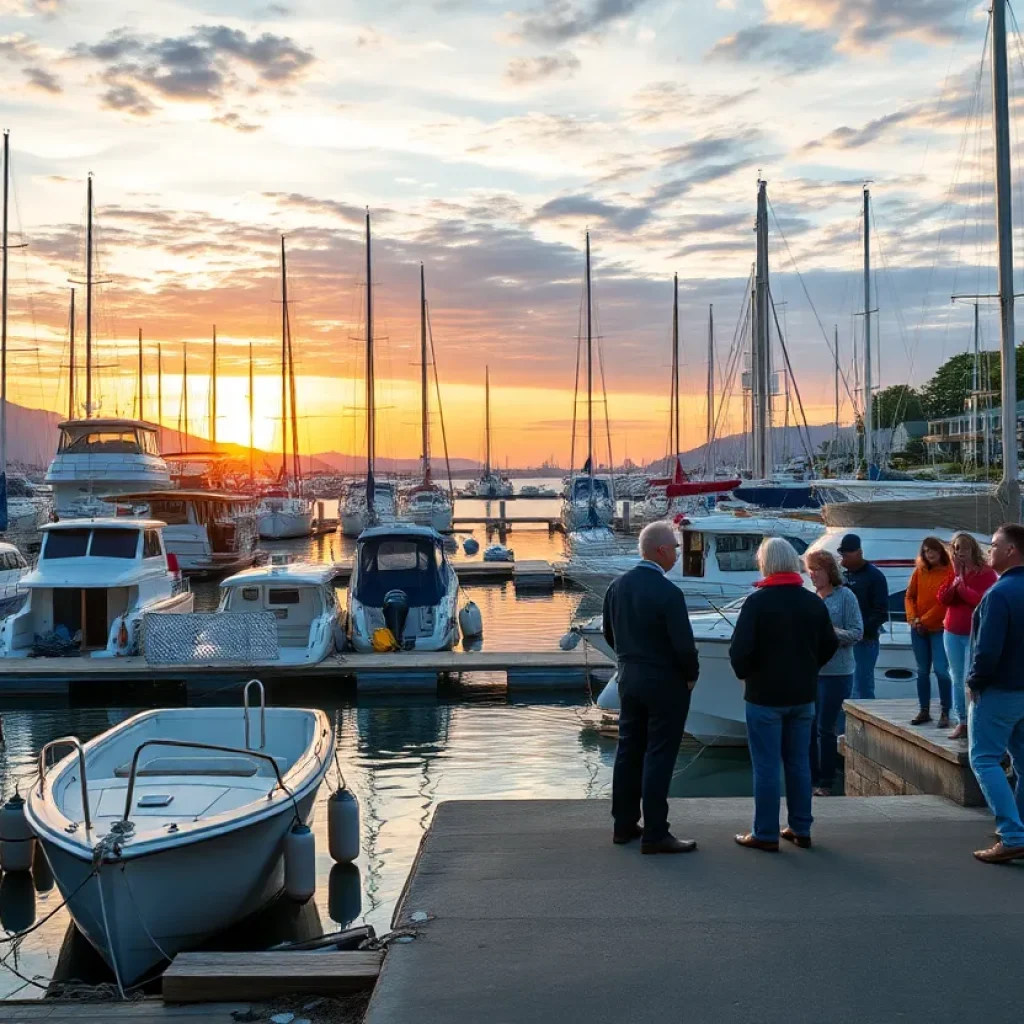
[805,550,863,797]
[938,532,997,740]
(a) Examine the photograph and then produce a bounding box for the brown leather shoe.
[974,841,1024,864]
[781,827,812,849]
[937,711,951,729]
[734,832,780,852]
[911,709,931,725]
[640,833,698,855]
[613,824,643,845]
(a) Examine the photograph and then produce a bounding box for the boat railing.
[121,738,289,823]
[243,678,266,750]
[38,736,92,835]
[171,576,191,597]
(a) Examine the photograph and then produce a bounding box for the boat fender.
[463,537,480,555]
[117,619,129,652]
[284,823,316,903]
[458,601,483,639]
[559,630,582,651]
[327,787,360,864]
[596,673,621,712]
[0,793,35,873]
[328,863,362,928]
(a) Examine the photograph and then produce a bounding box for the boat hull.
[562,500,615,531]
[39,780,321,986]
[258,510,314,539]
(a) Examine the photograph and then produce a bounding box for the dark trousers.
[810,673,853,789]
[612,691,689,842]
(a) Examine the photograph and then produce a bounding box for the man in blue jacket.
[838,533,889,699]
[967,522,1024,864]
[603,521,699,854]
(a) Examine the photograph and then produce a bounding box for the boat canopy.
[56,419,161,456]
[570,476,612,501]
[355,533,445,608]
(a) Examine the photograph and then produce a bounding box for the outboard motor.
[382,589,410,647]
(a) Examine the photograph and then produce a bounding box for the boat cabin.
[55,419,162,457]
[354,527,447,609]
[569,475,614,502]
[677,517,820,580]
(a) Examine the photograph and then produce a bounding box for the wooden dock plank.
[3,1001,251,1021]
[162,951,383,1004]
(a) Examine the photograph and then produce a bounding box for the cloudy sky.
[0,0,1015,465]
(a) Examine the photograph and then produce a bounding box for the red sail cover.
[665,478,741,498]
[649,457,689,487]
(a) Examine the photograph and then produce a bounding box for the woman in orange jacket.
[905,536,955,728]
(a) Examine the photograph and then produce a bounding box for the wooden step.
[162,950,383,1004]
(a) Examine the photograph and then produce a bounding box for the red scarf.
[754,572,804,588]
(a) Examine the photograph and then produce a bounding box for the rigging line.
[710,265,755,448]
[425,301,454,500]
[768,286,816,466]
[569,262,586,473]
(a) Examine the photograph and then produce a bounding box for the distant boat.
[473,366,513,499]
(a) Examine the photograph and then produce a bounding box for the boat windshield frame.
[354,534,445,608]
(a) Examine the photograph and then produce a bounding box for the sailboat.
[342,211,396,537]
[467,366,513,499]
[258,238,315,540]
[402,264,453,532]
[562,232,616,534]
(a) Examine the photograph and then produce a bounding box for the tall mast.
[484,365,491,477]
[1,130,9,486]
[365,211,375,509]
[863,186,873,472]
[972,304,980,471]
[248,342,255,483]
[586,231,594,485]
[834,325,840,458]
[993,1,1019,511]
[752,179,770,480]
[136,328,143,421]
[672,272,680,460]
[182,342,189,454]
[420,263,430,484]
[85,173,93,418]
[68,289,76,420]
[211,324,217,447]
[706,304,714,461]
[280,238,288,481]
[156,341,162,445]
[287,304,300,487]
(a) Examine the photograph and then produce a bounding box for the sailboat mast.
[586,231,594,484]
[287,305,300,487]
[834,325,840,456]
[248,343,255,483]
[86,173,93,418]
[1,130,9,480]
[137,328,144,421]
[420,263,430,484]
[182,342,189,454]
[365,212,375,503]
[280,238,288,481]
[863,186,873,471]
[156,340,162,443]
[992,1,1019,510]
[672,273,680,459]
[706,304,715,462]
[752,179,770,480]
[69,289,76,420]
[484,365,491,477]
[211,325,217,447]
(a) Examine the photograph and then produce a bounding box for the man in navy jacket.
[838,533,889,699]
[602,521,699,854]
[967,522,1024,864]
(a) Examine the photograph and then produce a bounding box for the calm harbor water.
[0,482,752,997]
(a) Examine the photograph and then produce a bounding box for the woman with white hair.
[728,537,838,851]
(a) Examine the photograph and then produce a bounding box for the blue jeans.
[944,631,971,725]
[968,688,1024,848]
[852,639,879,699]
[910,629,952,712]
[810,674,853,789]
[745,701,815,841]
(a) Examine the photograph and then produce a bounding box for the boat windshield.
[43,528,139,559]
[571,477,611,501]
[58,427,160,455]
[355,536,444,607]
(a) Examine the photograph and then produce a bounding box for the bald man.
[602,520,700,854]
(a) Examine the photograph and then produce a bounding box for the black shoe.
[640,833,697,855]
[911,709,932,726]
[613,824,643,845]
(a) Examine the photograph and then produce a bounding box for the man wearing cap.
[837,533,889,700]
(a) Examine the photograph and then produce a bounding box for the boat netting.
[142,612,280,663]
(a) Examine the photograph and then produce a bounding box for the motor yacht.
[347,524,459,652]
[0,519,192,658]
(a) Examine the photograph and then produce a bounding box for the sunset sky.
[0,0,1016,466]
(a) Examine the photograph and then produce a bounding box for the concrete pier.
[367,797,1022,1024]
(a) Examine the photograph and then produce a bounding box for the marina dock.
[327,558,563,583]
[366,796,1024,1024]
[0,648,613,695]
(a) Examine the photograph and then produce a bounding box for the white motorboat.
[575,607,917,746]
[257,493,315,540]
[111,491,260,577]
[0,538,30,618]
[341,480,397,538]
[403,485,453,533]
[26,686,332,986]
[218,560,346,664]
[45,418,171,518]
[562,473,616,531]
[348,524,459,652]
[0,519,193,657]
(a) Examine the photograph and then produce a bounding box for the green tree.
[872,385,925,429]
[920,343,1024,420]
